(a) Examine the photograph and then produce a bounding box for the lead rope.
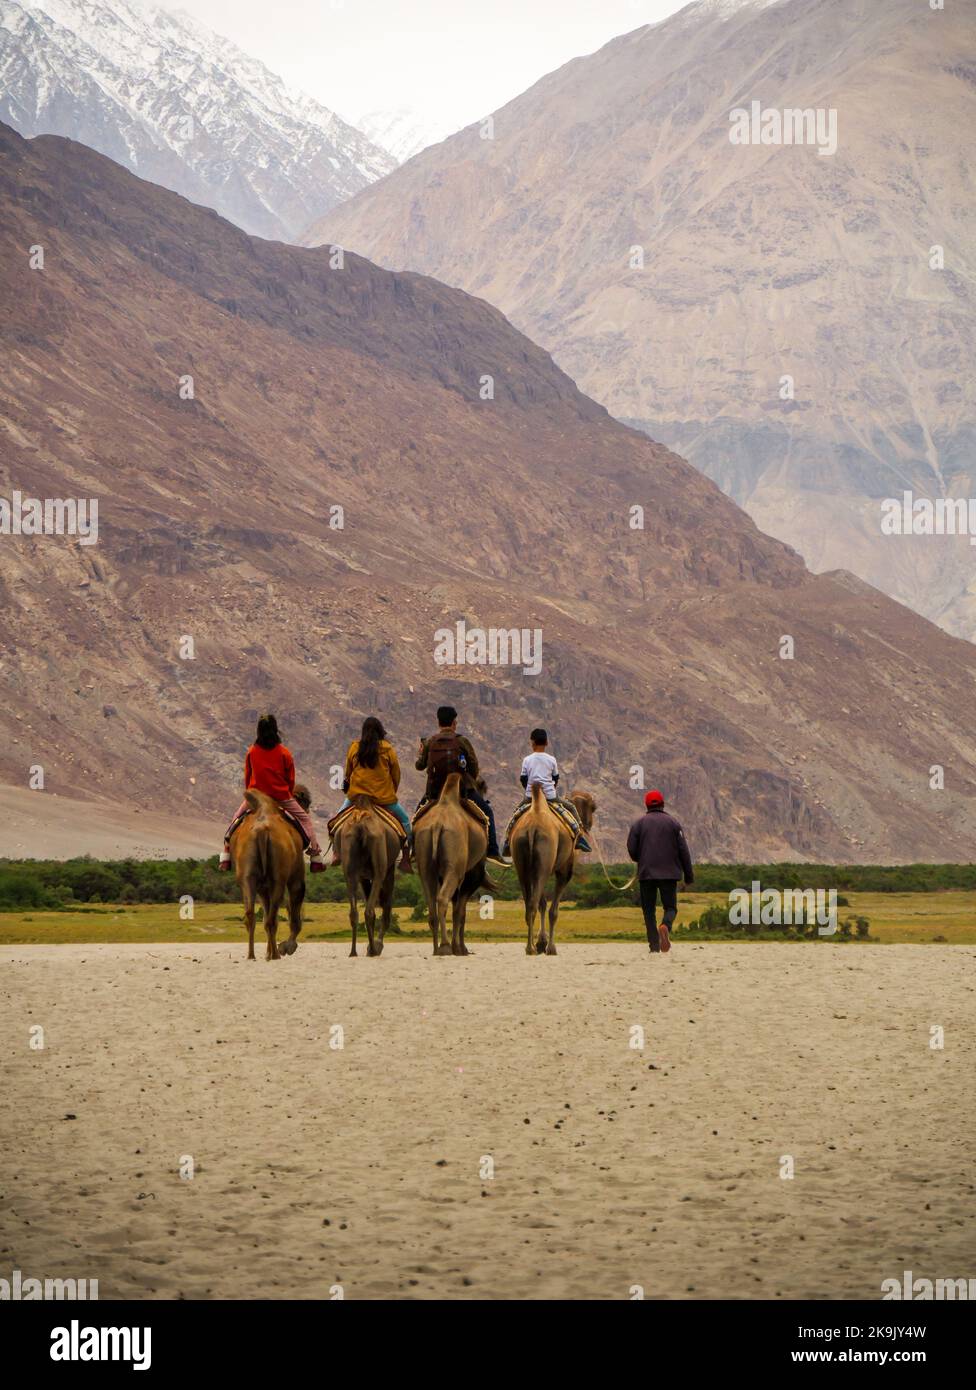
[583,826,638,893]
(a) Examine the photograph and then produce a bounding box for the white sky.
[175,0,690,132]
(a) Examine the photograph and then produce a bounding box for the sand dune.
[2,942,973,1300]
[0,787,214,860]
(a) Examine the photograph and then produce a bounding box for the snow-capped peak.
[0,0,396,240]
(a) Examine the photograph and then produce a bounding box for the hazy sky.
[176,0,690,131]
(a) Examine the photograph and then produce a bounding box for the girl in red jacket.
[219,714,325,871]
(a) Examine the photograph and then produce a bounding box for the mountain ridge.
[305,0,976,639]
[2,120,976,862]
[0,0,395,240]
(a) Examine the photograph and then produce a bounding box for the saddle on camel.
[327,800,408,857]
[225,782,313,850]
[413,772,491,957]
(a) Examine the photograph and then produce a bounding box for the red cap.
[644,790,664,808]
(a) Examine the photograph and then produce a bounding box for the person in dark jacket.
[626,789,694,954]
[415,705,501,860]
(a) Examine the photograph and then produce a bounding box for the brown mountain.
[2,120,976,862]
[305,0,976,640]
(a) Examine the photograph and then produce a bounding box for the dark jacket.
[626,808,694,883]
[416,730,480,797]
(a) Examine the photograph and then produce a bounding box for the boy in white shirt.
[521,728,559,800]
[503,728,591,855]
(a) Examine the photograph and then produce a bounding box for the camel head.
[293,783,311,812]
[568,790,596,832]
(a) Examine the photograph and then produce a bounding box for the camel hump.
[530,782,549,807]
[347,793,376,823]
[440,772,463,804]
[244,789,275,821]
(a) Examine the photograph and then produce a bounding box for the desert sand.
[2,941,973,1301]
[0,788,215,860]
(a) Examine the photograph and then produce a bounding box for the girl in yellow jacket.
[335,716,412,870]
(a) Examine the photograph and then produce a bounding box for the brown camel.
[510,783,596,955]
[230,788,305,961]
[333,795,401,957]
[413,772,488,957]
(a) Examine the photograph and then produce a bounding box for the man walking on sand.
[626,789,694,954]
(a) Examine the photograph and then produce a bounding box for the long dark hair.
[255,713,281,749]
[357,716,385,769]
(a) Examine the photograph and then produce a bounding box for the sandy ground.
[0,787,215,859]
[2,941,973,1301]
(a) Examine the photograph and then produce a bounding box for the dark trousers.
[640,879,677,946]
[466,787,499,856]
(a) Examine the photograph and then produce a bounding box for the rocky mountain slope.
[0,0,394,240]
[306,0,976,638]
[2,121,976,861]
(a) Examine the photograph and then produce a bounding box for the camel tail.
[257,828,271,882]
[431,823,444,869]
[243,792,274,878]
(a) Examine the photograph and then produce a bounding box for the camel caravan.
[221,707,601,960]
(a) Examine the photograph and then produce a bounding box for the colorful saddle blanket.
[503,798,590,851]
[327,801,407,844]
[228,805,310,850]
[412,797,490,834]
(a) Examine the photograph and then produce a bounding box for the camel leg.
[525,864,550,954]
[347,877,359,957]
[439,892,453,955]
[264,889,283,961]
[280,874,304,957]
[435,892,452,955]
[364,873,379,957]
[523,890,537,955]
[417,860,440,956]
[242,884,257,961]
[515,841,548,955]
[535,891,549,954]
[546,870,571,955]
[377,862,396,956]
[364,842,391,957]
[452,893,471,956]
[436,870,461,956]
